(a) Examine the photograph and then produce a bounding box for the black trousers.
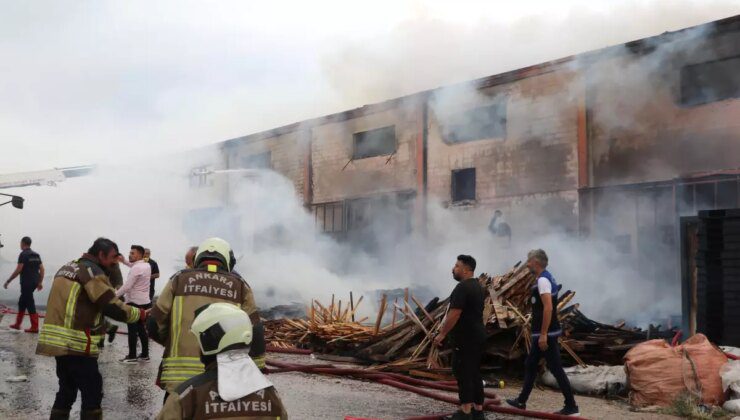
[18,284,37,314]
[126,303,151,358]
[53,356,103,410]
[518,335,576,408]
[452,343,485,405]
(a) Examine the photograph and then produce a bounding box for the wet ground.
[0,315,675,419]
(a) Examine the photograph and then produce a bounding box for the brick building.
[199,15,740,340]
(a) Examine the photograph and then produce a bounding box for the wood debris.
[265,260,678,373]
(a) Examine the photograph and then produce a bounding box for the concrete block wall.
[310,102,419,203]
[589,30,740,187]
[425,70,581,233]
[224,130,307,203]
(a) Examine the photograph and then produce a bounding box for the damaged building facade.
[198,16,740,343]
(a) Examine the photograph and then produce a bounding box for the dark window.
[312,202,344,234]
[241,152,272,169]
[443,101,507,143]
[680,56,740,106]
[717,181,738,209]
[353,126,396,159]
[451,168,476,203]
[695,183,715,211]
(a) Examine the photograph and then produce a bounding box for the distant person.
[433,255,485,420]
[149,238,265,401]
[506,249,579,416]
[488,210,511,246]
[144,248,160,301]
[117,245,152,363]
[156,302,288,419]
[3,236,44,333]
[36,237,146,420]
[99,261,125,348]
[185,245,198,268]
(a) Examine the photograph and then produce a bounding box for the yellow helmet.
[191,302,253,356]
[194,237,235,271]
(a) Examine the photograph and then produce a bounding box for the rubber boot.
[9,311,25,330]
[25,313,39,333]
[49,408,71,420]
[80,409,103,420]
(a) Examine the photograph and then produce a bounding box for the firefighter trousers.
[52,356,103,411]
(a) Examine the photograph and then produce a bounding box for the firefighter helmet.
[191,302,253,356]
[194,237,235,271]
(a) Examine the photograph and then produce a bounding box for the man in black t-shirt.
[143,248,160,301]
[434,254,485,420]
[3,236,45,332]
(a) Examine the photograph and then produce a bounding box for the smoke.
[0,151,219,305]
[4,1,737,327]
[321,1,739,106]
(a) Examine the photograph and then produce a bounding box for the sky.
[0,0,738,173]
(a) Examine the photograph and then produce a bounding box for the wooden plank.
[559,338,586,367]
[399,301,429,337]
[492,297,508,329]
[404,288,409,318]
[374,294,387,335]
[411,295,434,324]
[350,291,355,322]
[346,296,363,321]
[391,298,398,327]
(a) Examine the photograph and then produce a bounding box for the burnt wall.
[589,31,740,186]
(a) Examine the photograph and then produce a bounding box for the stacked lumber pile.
[264,260,678,372]
[355,263,539,372]
[559,299,676,366]
[264,295,375,353]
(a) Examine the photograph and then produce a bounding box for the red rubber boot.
[9,311,25,330]
[24,313,39,333]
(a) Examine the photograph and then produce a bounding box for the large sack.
[721,346,740,358]
[721,360,740,414]
[541,365,626,396]
[624,334,727,407]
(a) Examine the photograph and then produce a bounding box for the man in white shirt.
[117,245,152,363]
[506,249,578,416]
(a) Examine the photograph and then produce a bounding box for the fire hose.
[266,358,588,420]
[0,304,46,318]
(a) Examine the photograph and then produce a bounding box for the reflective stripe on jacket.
[150,266,263,392]
[36,255,141,358]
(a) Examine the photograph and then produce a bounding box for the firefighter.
[156,302,287,419]
[148,237,266,400]
[36,237,147,420]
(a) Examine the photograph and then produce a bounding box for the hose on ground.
[266,359,588,419]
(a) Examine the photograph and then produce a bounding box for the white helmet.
[191,302,253,356]
[194,237,236,271]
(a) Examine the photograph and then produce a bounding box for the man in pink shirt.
[117,245,152,363]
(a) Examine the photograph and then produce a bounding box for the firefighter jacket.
[36,254,143,358]
[149,265,265,392]
[156,364,287,420]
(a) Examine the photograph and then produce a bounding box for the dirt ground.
[0,315,677,420]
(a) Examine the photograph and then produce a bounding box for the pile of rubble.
[264,261,677,374]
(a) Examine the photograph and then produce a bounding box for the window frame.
[679,55,740,107]
[352,125,397,160]
[442,100,507,145]
[451,168,477,204]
